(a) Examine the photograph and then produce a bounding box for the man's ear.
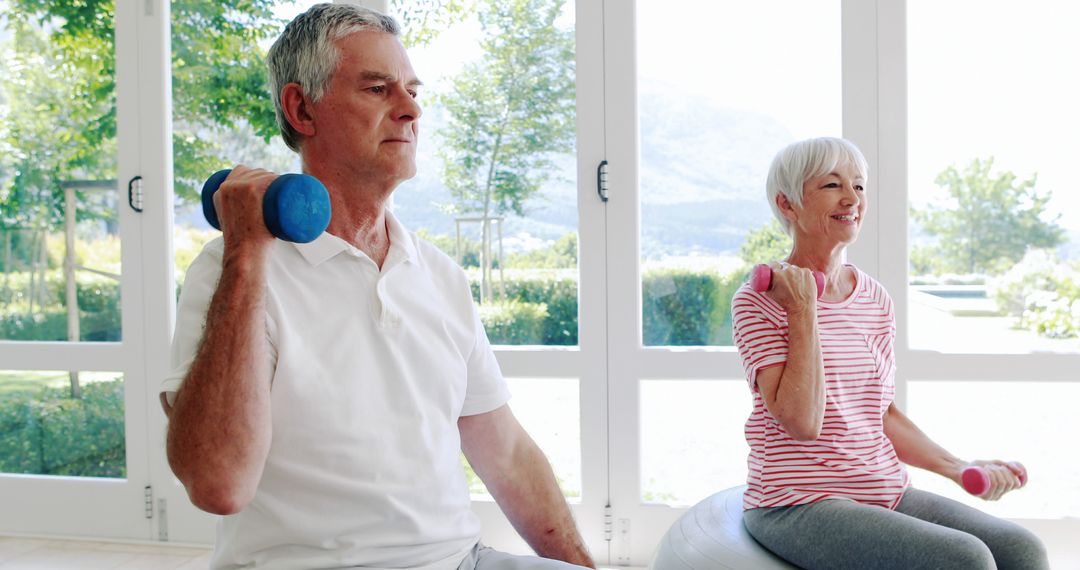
[280,83,316,137]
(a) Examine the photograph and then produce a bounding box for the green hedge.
[642,268,744,346]
[478,300,548,345]
[0,275,120,341]
[0,379,125,477]
[468,267,745,346]
[2,263,746,346]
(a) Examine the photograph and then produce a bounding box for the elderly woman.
[731,137,1049,569]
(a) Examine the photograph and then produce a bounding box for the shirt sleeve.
[159,239,225,406]
[731,286,789,393]
[459,280,511,417]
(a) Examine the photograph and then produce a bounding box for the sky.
[252,1,1080,237]
[639,0,1080,233]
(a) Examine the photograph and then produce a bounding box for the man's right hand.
[212,166,279,249]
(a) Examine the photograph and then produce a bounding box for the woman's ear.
[280,83,316,137]
[776,193,798,224]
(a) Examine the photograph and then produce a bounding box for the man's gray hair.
[267,3,400,152]
[766,137,869,236]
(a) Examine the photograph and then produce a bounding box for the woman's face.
[786,161,866,250]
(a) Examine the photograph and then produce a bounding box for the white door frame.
[0,0,162,541]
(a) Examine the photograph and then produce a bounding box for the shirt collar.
[292,208,418,268]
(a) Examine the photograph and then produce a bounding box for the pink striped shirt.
[732,265,909,510]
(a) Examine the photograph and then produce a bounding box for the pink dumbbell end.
[961,465,1028,496]
[750,264,825,299]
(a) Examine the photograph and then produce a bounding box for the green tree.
[911,158,1065,275]
[392,0,471,48]
[506,232,577,269]
[436,0,574,301]
[739,219,792,266]
[0,0,282,219]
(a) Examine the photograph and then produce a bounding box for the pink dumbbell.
[750,264,825,299]
[961,464,1028,496]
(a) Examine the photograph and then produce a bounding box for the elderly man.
[160,4,594,569]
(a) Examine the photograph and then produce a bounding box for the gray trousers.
[743,487,1049,570]
[456,543,589,570]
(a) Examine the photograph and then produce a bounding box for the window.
[907,0,1080,354]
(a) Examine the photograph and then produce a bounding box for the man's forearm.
[494,441,594,567]
[166,244,274,515]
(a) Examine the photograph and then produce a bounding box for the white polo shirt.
[161,211,510,570]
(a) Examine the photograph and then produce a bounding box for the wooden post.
[64,186,81,399]
[496,217,504,299]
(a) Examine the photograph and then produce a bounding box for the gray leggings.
[742,487,1048,570]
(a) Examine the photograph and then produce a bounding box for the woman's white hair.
[766,137,869,236]
[267,3,400,152]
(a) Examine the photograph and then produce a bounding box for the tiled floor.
[0,537,211,570]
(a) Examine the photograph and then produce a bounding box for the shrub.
[642,267,744,346]
[0,379,125,477]
[989,249,1080,338]
[0,274,120,341]
[478,299,548,345]
[502,270,578,345]
[466,267,745,347]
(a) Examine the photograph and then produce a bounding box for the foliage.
[173,227,219,288]
[416,228,482,268]
[0,0,286,229]
[392,0,472,48]
[436,0,574,300]
[477,299,548,344]
[0,271,120,341]
[989,249,1080,338]
[436,0,574,219]
[506,232,577,269]
[643,268,743,346]
[911,158,1065,275]
[501,270,578,345]
[0,378,125,477]
[0,1,117,234]
[738,220,791,266]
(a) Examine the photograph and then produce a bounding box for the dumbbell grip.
[961,465,1028,496]
[201,169,331,244]
[750,264,825,299]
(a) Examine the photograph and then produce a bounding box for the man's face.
[308,31,422,187]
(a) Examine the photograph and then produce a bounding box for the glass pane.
[0,3,121,342]
[907,381,1080,520]
[398,0,579,346]
[0,370,125,478]
[908,1,1080,354]
[463,378,581,500]
[637,0,841,347]
[171,2,315,287]
[640,380,750,506]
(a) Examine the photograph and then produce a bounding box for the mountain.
[391,86,794,259]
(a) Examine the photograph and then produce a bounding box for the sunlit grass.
[0,371,123,396]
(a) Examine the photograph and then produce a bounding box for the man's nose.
[394,88,422,122]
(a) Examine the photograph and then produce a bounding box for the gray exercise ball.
[648,486,796,569]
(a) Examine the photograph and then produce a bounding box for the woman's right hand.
[764,264,819,313]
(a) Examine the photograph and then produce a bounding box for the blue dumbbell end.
[201,169,232,231]
[263,174,331,243]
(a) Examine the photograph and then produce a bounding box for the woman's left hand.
[968,460,1027,501]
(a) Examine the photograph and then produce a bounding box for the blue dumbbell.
[201,169,331,244]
